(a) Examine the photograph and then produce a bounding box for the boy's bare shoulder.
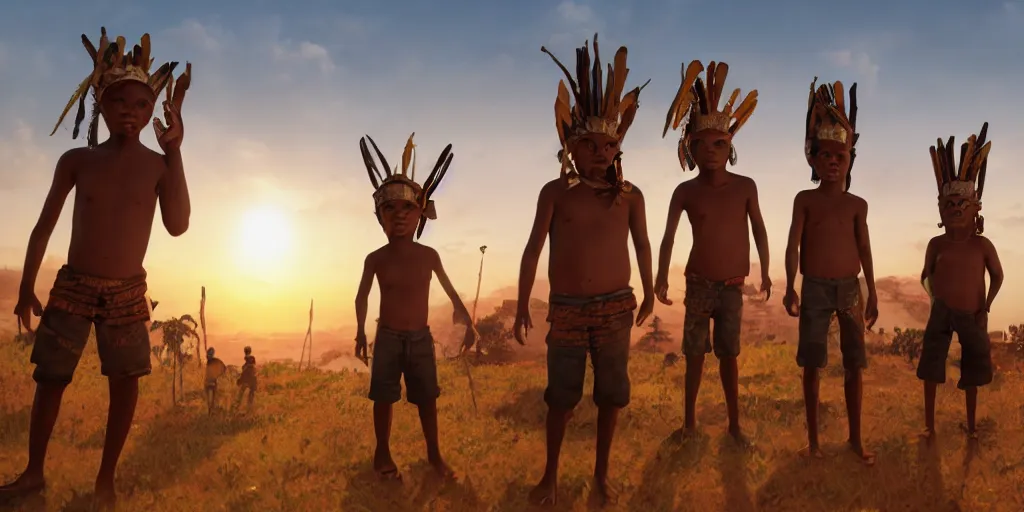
[843,191,869,209]
[973,235,997,250]
[413,242,441,259]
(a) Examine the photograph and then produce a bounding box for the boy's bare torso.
[546,179,634,296]
[371,242,434,330]
[797,189,865,278]
[677,173,753,281]
[928,234,990,312]
[63,144,167,279]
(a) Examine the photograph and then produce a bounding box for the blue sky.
[0,0,1022,331]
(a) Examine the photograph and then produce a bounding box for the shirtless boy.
[657,60,767,442]
[2,28,192,507]
[918,123,1003,440]
[354,134,475,481]
[514,34,654,506]
[233,345,258,412]
[784,78,877,464]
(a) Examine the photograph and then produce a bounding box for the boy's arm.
[920,237,938,285]
[354,253,376,337]
[746,179,771,282]
[517,181,559,308]
[628,186,655,298]
[157,149,191,237]
[853,198,877,297]
[981,237,1004,312]
[432,248,472,324]
[656,184,686,285]
[21,150,78,292]
[784,193,806,294]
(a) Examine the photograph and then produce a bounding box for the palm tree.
[150,314,201,405]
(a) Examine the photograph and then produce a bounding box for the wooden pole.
[472,245,487,357]
[300,299,313,371]
[199,286,207,368]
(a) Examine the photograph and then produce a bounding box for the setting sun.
[236,206,294,276]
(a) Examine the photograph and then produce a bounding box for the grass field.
[1,334,1023,512]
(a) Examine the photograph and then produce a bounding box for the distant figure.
[354,133,475,482]
[204,348,227,415]
[656,59,766,446]
[515,35,654,507]
[783,79,877,465]
[233,346,257,412]
[917,123,1003,441]
[3,28,192,509]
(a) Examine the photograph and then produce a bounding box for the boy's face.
[811,140,851,184]
[378,199,422,239]
[939,194,980,230]
[689,131,731,171]
[98,81,156,139]
[571,133,620,177]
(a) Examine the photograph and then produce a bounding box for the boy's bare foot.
[94,485,117,511]
[959,423,979,440]
[848,440,876,466]
[528,474,558,506]
[591,478,619,507]
[918,428,936,443]
[0,473,46,500]
[373,448,402,481]
[728,426,755,450]
[798,445,827,459]
[427,456,456,480]
[670,426,699,443]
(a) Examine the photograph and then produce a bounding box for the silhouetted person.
[233,345,257,412]
[205,347,227,415]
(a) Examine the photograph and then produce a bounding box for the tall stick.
[472,245,487,357]
[300,299,314,371]
[199,286,208,368]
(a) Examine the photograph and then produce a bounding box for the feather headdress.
[51,27,191,147]
[542,33,650,186]
[930,122,991,202]
[359,133,453,239]
[662,60,758,170]
[804,77,858,187]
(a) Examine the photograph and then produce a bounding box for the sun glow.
[236,206,294,277]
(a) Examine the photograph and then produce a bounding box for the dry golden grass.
[1,334,1023,512]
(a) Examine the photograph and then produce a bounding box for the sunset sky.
[0,0,1022,334]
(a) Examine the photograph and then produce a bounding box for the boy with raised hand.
[3,27,193,508]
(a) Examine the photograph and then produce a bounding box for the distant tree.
[636,315,673,352]
[151,314,200,405]
[475,306,516,362]
[888,326,925,364]
[1009,324,1024,359]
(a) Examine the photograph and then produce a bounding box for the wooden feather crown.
[50,27,191,148]
[542,33,650,176]
[804,78,858,158]
[930,122,991,201]
[662,61,758,142]
[359,133,454,239]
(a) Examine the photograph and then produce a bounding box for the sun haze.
[236,206,294,278]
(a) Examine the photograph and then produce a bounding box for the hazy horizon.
[1,1,1022,336]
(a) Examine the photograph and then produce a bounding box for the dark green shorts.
[682,275,744,359]
[796,276,867,370]
[917,299,992,389]
[368,326,439,405]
